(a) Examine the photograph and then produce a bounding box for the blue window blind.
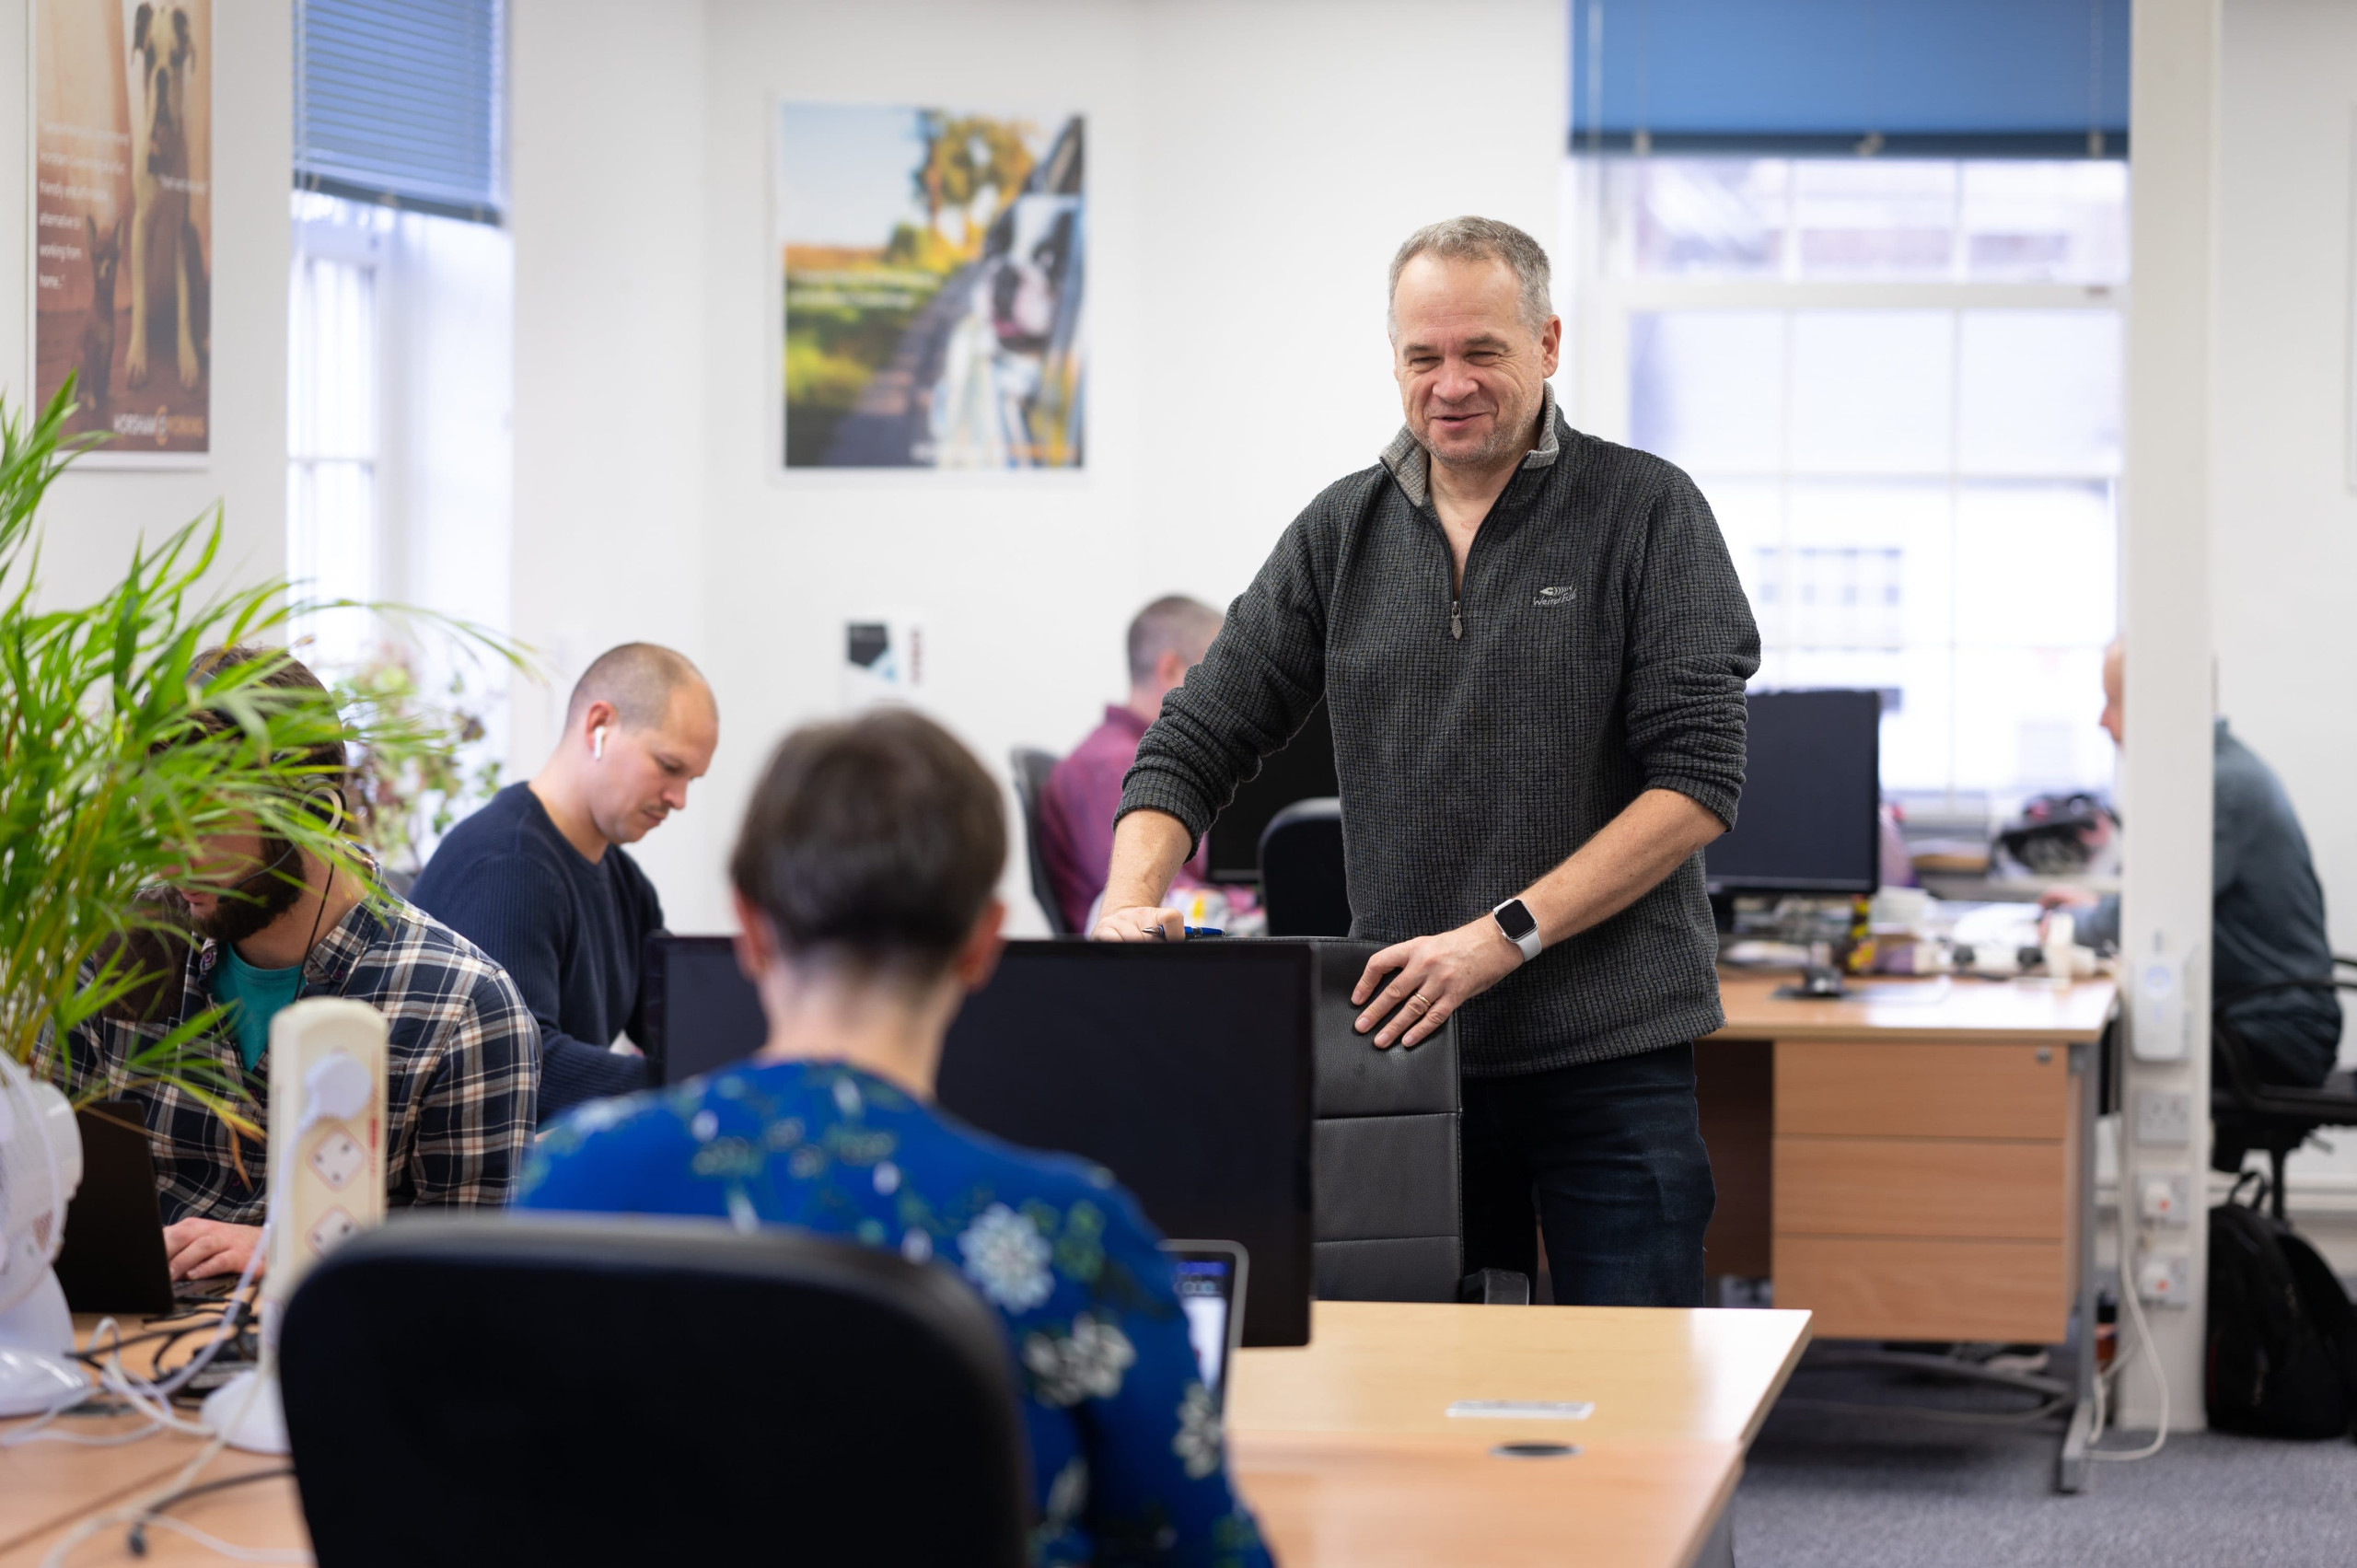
[1570,0,2130,157]
[295,0,507,223]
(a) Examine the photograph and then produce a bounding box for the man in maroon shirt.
[1039,597,1250,932]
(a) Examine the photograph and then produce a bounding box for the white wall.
[0,0,288,611]
[508,0,1565,933]
[690,0,1153,935]
[508,0,712,901]
[1133,1,1568,607]
[2215,0,2357,1219]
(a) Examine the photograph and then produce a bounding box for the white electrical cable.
[4,1220,273,1448]
[38,1337,307,1568]
[95,1513,311,1566]
[2085,1264,2169,1462]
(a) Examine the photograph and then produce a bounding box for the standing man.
[412,644,719,1123]
[1037,595,1257,934]
[1096,217,1759,1306]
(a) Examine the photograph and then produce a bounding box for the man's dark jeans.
[1460,1041,1715,1307]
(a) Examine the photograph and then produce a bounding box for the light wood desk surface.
[6,1302,1811,1568]
[1230,1300,1813,1447]
[0,1450,296,1568]
[1712,970,2116,1046]
[0,1312,235,1559]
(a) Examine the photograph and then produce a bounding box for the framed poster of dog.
[775,101,1086,473]
[28,0,212,465]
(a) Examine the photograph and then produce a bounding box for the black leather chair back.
[1009,747,1074,935]
[1260,797,1352,937]
[281,1216,1030,1568]
[1306,940,1465,1300]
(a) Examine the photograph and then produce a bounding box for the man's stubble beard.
[1423,384,1544,474]
[192,842,307,946]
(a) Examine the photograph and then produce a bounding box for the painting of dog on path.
[32,0,213,462]
[778,102,1085,471]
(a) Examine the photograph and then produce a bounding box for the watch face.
[1495,900,1537,941]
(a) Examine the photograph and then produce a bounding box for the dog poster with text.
[778,104,1084,471]
[30,0,212,462]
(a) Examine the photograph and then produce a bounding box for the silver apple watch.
[1491,898,1542,963]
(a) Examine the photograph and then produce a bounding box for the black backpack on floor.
[2205,1179,2357,1440]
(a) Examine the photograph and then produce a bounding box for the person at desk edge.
[1039,595,1256,934]
[1097,216,1759,1307]
[2045,641,2341,1090]
[411,643,719,1123]
[36,646,539,1281]
[518,709,1270,1568]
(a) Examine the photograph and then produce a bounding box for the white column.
[2118,0,2221,1432]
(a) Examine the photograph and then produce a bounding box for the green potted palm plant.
[0,384,519,1127]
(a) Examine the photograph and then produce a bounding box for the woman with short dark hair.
[517,709,1270,1566]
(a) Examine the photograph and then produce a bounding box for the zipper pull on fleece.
[1450,598,1463,641]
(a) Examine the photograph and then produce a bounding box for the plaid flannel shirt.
[35,893,540,1225]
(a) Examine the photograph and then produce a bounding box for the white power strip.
[202,998,389,1455]
[261,998,389,1308]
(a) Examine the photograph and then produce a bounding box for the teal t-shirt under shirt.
[208,947,306,1071]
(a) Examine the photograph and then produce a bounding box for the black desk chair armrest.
[1458,1268,1531,1306]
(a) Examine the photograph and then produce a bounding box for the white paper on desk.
[1446,1400,1594,1421]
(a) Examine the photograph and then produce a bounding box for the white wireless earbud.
[593,726,607,761]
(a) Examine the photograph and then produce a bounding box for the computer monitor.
[1703,688,1882,897]
[643,935,769,1084]
[937,942,1314,1347]
[641,935,1317,1348]
[1204,697,1339,882]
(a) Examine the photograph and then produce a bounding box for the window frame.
[1560,156,2129,809]
[286,210,391,664]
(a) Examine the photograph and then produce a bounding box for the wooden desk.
[1231,1300,1810,1446]
[1703,971,2116,1344]
[4,1302,1810,1568]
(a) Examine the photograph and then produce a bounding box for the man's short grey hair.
[565,642,712,730]
[1387,215,1555,340]
[1127,596,1224,687]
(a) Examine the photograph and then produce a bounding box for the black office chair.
[280,1216,1030,1568]
[2211,958,2357,1222]
[1304,940,1527,1305]
[1260,797,1352,937]
[1008,747,1075,935]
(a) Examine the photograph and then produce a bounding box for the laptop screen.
[1161,1240,1247,1413]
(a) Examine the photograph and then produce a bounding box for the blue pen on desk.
[1151,924,1225,940]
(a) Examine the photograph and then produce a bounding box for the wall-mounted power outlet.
[2134,1089,2193,1146]
[2138,1173,2192,1226]
[2137,1249,2192,1306]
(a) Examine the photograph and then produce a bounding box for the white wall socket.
[2133,1089,2193,1146]
[2137,1173,2192,1226]
[2136,1249,2192,1306]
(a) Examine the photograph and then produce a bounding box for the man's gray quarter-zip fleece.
[1119,390,1762,1075]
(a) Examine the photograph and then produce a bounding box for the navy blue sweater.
[411,784,661,1122]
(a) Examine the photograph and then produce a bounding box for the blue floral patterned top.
[517,1059,1272,1568]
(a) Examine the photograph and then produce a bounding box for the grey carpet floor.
[1734,1351,2357,1568]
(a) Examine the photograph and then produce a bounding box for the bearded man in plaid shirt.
[38,646,540,1280]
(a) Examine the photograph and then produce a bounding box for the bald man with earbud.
[413,643,720,1123]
